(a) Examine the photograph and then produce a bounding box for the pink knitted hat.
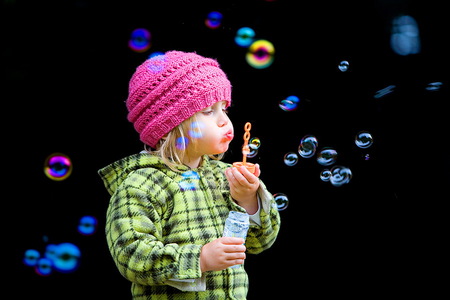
[126,50,232,148]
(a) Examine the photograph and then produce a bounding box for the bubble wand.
[232,122,256,174]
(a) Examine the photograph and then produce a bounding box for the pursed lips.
[223,130,234,141]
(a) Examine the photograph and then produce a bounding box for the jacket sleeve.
[105,174,203,287]
[244,180,281,254]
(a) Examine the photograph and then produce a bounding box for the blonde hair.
[146,113,224,171]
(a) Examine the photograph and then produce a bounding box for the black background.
[4,0,448,298]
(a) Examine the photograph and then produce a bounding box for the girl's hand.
[225,164,260,214]
[200,237,246,272]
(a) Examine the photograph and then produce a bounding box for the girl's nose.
[218,113,229,127]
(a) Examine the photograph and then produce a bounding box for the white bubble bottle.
[223,211,250,268]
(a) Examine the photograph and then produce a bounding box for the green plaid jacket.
[98,152,280,299]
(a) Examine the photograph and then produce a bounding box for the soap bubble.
[51,242,81,273]
[235,27,255,47]
[205,11,222,29]
[355,131,373,149]
[338,60,349,72]
[43,153,72,181]
[273,193,288,211]
[298,135,318,158]
[246,143,259,158]
[283,152,299,166]
[23,249,40,267]
[78,215,98,236]
[128,28,151,52]
[175,137,189,150]
[320,169,331,182]
[147,53,167,73]
[279,95,300,111]
[35,257,53,276]
[249,137,261,149]
[189,121,205,139]
[330,165,352,187]
[179,170,200,191]
[246,39,275,69]
[316,147,338,166]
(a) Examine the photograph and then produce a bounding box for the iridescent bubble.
[320,169,331,182]
[283,152,298,166]
[246,143,259,158]
[178,170,200,191]
[338,60,349,72]
[246,39,275,69]
[330,165,352,187]
[279,95,300,111]
[355,131,373,149]
[78,215,98,236]
[147,53,167,73]
[235,27,255,47]
[176,137,189,150]
[35,257,53,276]
[128,28,151,53]
[189,121,204,139]
[51,242,81,273]
[45,244,58,262]
[205,11,222,29]
[390,15,421,56]
[316,147,338,166]
[273,193,288,211]
[298,135,318,158]
[44,153,72,181]
[425,81,443,91]
[374,85,396,98]
[23,249,40,267]
[249,137,261,149]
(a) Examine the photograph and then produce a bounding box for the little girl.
[98,50,280,299]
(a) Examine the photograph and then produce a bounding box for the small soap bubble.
[23,249,40,267]
[283,152,299,166]
[175,137,189,150]
[44,153,73,181]
[425,81,443,91]
[189,121,204,139]
[320,169,331,182]
[273,193,289,211]
[246,143,259,158]
[355,131,373,149]
[279,95,300,111]
[249,137,261,149]
[205,11,223,29]
[128,28,151,52]
[338,60,349,72]
[330,165,352,187]
[78,215,98,236]
[298,135,318,158]
[246,39,275,69]
[179,170,200,191]
[147,53,167,73]
[35,257,53,276]
[316,147,338,166]
[235,27,255,47]
[51,242,81,273]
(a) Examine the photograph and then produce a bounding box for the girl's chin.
[213,144,229,154]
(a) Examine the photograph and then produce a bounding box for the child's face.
[187,100,234,156]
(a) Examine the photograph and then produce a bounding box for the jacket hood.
[98,152,170,196]
[98,152,214,196]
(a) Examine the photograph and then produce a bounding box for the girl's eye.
[202,110,213,115]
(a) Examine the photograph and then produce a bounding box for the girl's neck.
[183,155,202,169]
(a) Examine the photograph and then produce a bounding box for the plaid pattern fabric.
[98,152,280,299]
